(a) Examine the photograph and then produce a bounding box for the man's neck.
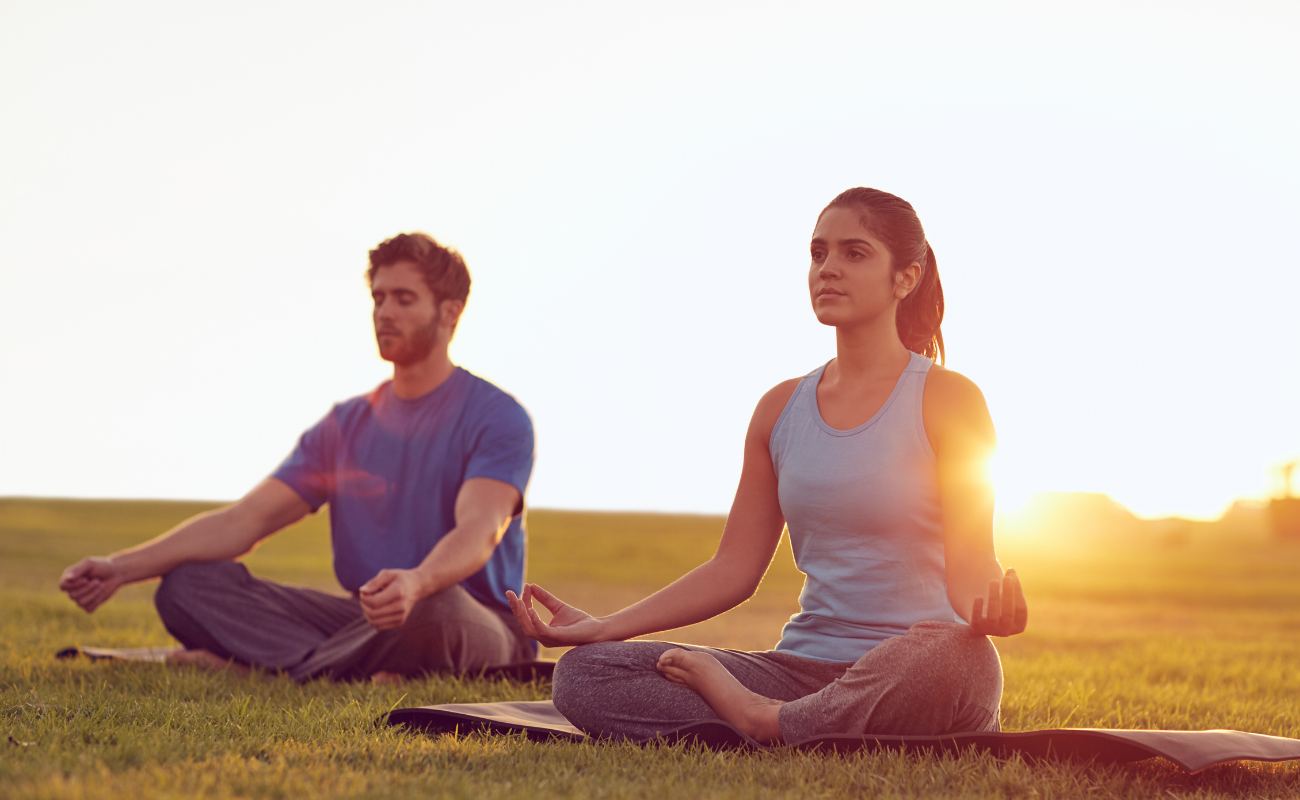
[391,351,456,400]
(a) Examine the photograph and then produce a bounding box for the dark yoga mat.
[55,646,556,681]
[386,699,1300,774]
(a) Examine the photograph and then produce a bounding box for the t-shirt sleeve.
[270,409,340,512]
[464,396,535,516]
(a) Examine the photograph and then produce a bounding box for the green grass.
[3,498,1300,798]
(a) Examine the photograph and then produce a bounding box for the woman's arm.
[508,380,799,647]
[923,367,1027,636]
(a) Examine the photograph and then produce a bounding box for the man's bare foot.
[656,648,785,743]
[166,649,251,677]
[370,670,405,685]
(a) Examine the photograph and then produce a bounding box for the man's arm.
[357,477,520,631]
[58,478,311,613]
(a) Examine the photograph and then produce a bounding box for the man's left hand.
[358,569,427,631]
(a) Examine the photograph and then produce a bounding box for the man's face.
[370,260,441,366]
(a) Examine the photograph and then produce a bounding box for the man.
[59,233,537,681]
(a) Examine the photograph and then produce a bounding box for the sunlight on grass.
[3,498,1300,798]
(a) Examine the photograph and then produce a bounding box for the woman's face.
[808,206,917,328]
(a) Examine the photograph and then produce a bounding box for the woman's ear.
[894,262,922,300]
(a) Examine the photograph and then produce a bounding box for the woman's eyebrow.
[810,237,875,249]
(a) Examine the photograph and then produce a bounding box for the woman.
[507,187,1027,744]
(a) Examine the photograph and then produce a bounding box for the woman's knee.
[906,621,1004,705]
[909,621,997,655]
[931,621,1001,669]
[552,641,670,725]
[552,643,617,710]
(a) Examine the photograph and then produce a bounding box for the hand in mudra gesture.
[969,569,1028,637]
[506,583,609,647]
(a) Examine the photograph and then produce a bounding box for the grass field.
[3,497,1300,799]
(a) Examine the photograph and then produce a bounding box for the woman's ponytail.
[897,242,945,364]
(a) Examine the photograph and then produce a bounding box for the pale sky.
[1,1,1297,520]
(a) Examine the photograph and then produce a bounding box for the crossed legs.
[555,621,1003,744]
[154,560,530,681]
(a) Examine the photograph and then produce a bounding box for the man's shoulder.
[458,369,529,413]
[456,368,533,430]
[325,382,390,418]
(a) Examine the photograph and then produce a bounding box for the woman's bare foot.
[166,649,250,677]
[656,648,785,743]
[370,670,405,685]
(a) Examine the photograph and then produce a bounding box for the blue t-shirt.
[272,367,535,613]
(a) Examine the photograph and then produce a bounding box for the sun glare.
[990,453,1033,517]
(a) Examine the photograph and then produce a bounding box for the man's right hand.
[506,583,610,648]
[54,479,311,615]
[59,557,123,613]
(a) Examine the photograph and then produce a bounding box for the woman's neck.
[831,314,912,382]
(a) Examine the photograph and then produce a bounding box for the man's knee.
[154,561,245,619]
[397,587,498,648]
[401,586,476,628]
[372,588,521,674]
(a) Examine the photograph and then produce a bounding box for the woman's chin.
[813,309,850,328]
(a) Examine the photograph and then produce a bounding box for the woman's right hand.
[506,583,611,648]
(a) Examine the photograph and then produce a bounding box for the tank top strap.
[897,350,936,462]
[771,361,823,421]
[793,362,829,414]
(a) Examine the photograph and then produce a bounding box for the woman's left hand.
[969,569,1027,637]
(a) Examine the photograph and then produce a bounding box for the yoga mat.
[56,645,182,663]
[386,699,1300,774]
[55,646,556,680]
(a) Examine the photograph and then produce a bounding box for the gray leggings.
[552,621,1002,743]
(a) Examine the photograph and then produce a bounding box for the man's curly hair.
[366,232,470,304]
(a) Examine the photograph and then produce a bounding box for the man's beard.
[377,310,440,366]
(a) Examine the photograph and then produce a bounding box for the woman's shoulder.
[921,363,996,455]
[760,376,804,410]
[746,377,805,444]
[923,362,986,406]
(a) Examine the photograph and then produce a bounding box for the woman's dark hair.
[819,188,945,363]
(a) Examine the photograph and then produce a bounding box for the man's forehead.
[370,260,429,292]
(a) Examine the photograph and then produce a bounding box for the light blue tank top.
[771,351,962,662]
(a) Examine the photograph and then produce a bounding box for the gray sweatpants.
[153,560,533,681]
[552,621,1002,743]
